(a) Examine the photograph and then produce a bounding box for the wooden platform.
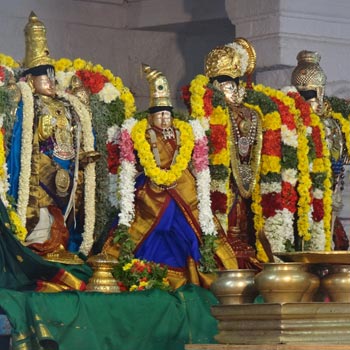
[185,344,350,350]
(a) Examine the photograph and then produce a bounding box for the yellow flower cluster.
[131,118,194,186]
[8,209,27,241]
[53,57,136,118]
[189,75,209,118]
[331,111,350,158]
[0,53,20,68]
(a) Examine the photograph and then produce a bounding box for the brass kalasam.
[210,269,258,304]
[86,253,120,293]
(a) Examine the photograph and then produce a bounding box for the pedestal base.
[211,303,350,345]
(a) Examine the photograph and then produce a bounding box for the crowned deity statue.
[7,12,99,262]
[291,50,350,249]
[104,64,238,289]
[197,38,263,268]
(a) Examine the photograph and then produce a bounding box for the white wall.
[0,0,234,110]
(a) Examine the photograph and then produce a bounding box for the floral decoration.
[113,258,171,292]
[182,75,232,231]
[131,118,194,187]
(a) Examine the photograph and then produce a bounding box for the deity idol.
[291,50,350,249]
[7,12,99,261]
[183,38,262,268]
[105,64,238,289]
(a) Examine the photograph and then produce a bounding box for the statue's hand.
[38,114,54,141]
[79,150,101,169]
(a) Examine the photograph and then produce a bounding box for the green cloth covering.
[0,284,219,350]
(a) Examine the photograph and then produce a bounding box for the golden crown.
[143,64,172,108]
[24,11,53,69]
[291,50,327,91]
[204,38,256,80]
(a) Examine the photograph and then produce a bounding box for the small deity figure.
[291,50,350,249]
[7,12,99,261]
[203,38,263,268]
[105,64,237,289]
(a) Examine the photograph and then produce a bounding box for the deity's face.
[31,74,56,97]
[150,110,172,129]
[219,80,245,107]
[307,97,324,116]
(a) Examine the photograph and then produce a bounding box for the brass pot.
[255,262,316,303]
[210,269,257,304]
[86,253,120,293]
[300,269,320,302]
[321,264,350,302]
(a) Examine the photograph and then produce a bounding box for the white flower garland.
[17,82,34,227]
[190,119,216,236]
[59,91,96,255]
[118,117,137,226]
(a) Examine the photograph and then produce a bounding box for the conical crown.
[143,64,172,108]
[24,12,53,69]
[291,50,326,91]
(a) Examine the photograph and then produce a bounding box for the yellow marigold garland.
[131,119,194,186]
[189,75,209,118]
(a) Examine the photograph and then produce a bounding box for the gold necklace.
[229,107,263,198]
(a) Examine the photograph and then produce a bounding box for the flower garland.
[58,92,96,255]
[131,119,194,187]
[290,91,332,251]
[244,85,288,260]
[330,110,350,159]
[189,119,216,235]
[253,85,332,255]
[118,117,137,227]
[17,82,34,228]
[184,74,232,231]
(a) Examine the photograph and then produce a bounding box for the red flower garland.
[203,87,213,117]
[288,91,327,228]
